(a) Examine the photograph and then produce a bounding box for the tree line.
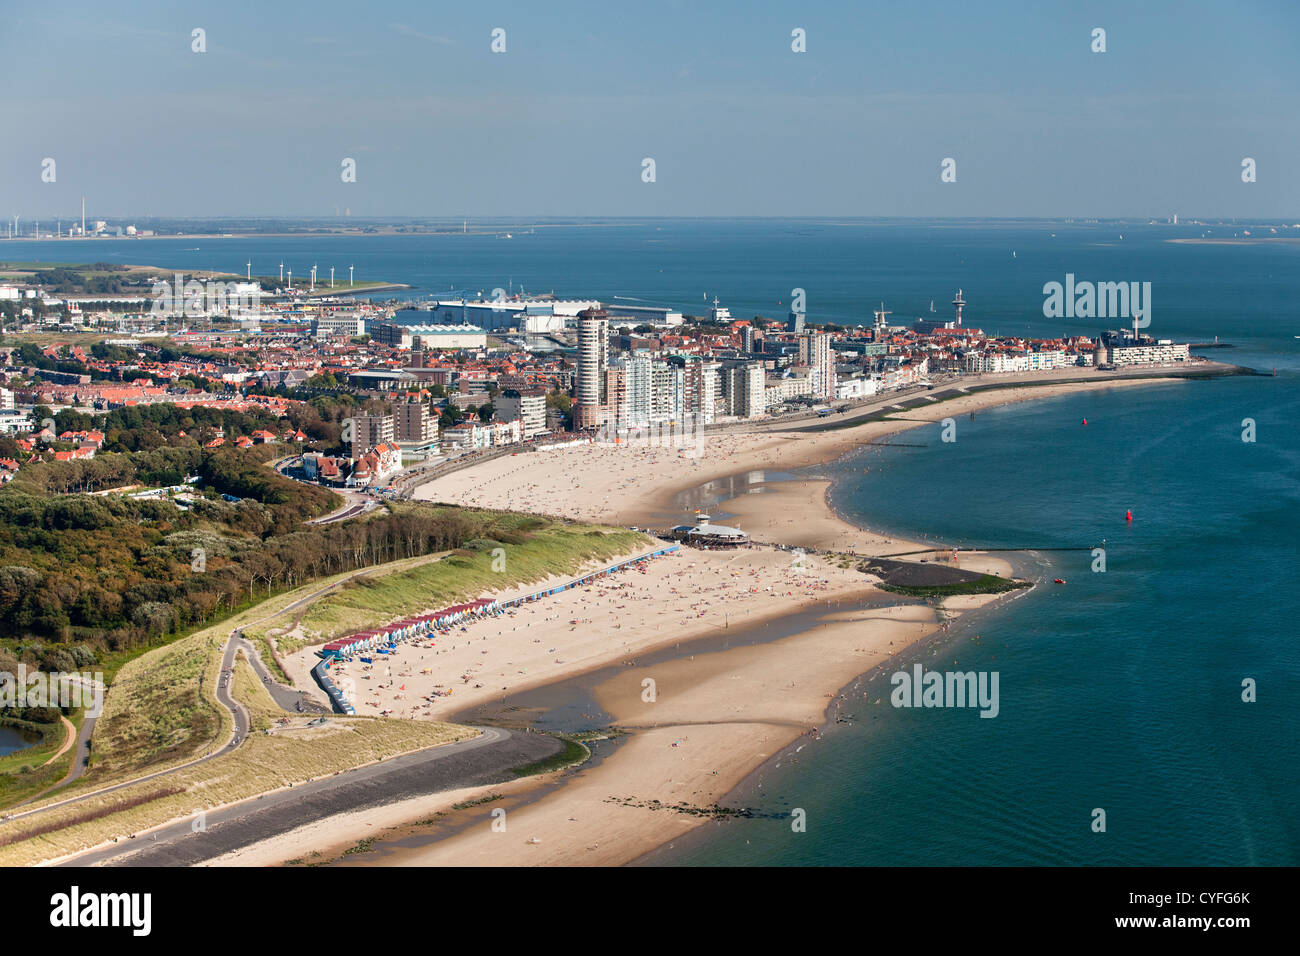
[0,445,518,672]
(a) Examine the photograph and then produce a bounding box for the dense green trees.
[0,445,493,666]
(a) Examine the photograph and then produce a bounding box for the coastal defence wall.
[311,660,354,715]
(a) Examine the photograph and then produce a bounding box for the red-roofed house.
[53,447,95,461]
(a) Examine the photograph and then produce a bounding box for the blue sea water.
[665,378,1300,866]
[7,220,1298,864]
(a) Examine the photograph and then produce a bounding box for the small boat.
[1053,578,1066,585]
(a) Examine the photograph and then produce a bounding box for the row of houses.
[314,599,499,714]
[440,417,524,452]
[960,348,1079,374]
[204,428,308,449]
[312,545,681,714]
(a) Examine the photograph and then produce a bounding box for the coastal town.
[0,0,1287,934]
[0,269,1198,488]
[0,249,1230,872]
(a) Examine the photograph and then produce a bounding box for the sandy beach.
[282,545,888,720]
[414,376,1182,531]
[243,374,1178,867]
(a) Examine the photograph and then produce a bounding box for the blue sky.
[3,0,1298,218]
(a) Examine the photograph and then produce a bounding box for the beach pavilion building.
[666,514,749,548]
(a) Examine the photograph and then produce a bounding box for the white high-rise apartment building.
[615,356,686,429]
[687,358,722,425]
[799,331,836,400]
[725,362,765,419]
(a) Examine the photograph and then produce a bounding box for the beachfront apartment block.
[962,349,1068,374]
[1105,341,1191,366]
[574,308,609,429]
[836,374,880,401]
[764,371,817,408]
[724,361,766,418]
[798,331,836,399]
[495,388,548,437]
[349,413,394,458]
[440,418,524,453]
[684,356,722,424]
[618,355,686,427]
[394,400,438,444]
[594,353,721,433]
[880,357,928,389]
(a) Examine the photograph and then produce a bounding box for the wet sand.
[238,376,1175,866]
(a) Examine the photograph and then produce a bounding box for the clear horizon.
[3,0,1298,220]
[6,215,1300,228]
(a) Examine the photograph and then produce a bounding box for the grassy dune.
[271,519,650,655]
[88,632,231,782]
[239,548,456,659]
[14,558,437,807]
[0,710,472,866]
[0,511,650,863]
[232,653,280,732]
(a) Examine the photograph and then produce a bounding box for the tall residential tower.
[575,307,609,429]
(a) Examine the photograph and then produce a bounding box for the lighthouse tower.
[952,289,966,327]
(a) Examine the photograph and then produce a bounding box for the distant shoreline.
[0,224,643,242]
[1165,237,1300,245]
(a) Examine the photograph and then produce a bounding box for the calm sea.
[8,220,1298,864]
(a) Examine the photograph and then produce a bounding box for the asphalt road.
[4,640,246,825]
[215,635,251,749]
[15,676,105,807]
[230,635,329,714]
[11,566,399,822]
[61,726,560,866]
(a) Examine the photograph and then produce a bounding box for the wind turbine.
[330,266,334,289]
[279,262,284,282]
[246,261,251,281]
[349,264,354,287]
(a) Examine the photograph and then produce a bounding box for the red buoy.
[1125,510,1133,522]
[1082,418,1087,426]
